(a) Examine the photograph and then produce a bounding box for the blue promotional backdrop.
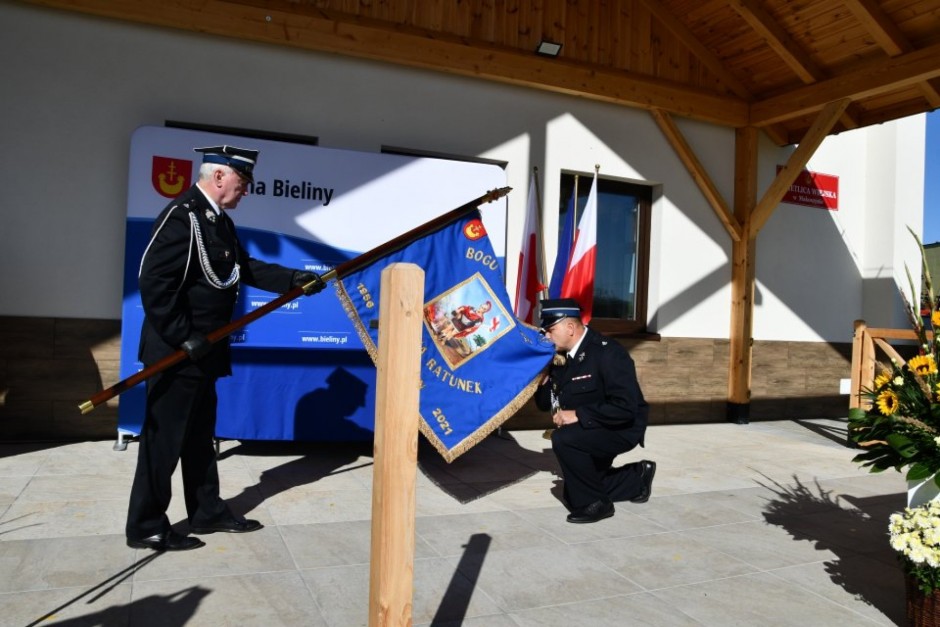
[119,126,506,442]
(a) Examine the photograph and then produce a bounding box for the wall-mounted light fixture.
[535,40,562,57]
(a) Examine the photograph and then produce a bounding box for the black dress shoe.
[127,530,205,551]
[566,499,615,523]
[191,517,263,534]
[630,460,657,503]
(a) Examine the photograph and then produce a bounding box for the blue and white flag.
[337,210,556,462]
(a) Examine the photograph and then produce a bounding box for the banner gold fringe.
[335,279,378,362]
[419,373,544,463]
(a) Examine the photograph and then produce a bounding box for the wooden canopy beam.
[638,0,752,100]
[22,0,749,127]
[650,109,742,242]
[729,0,821,85]
[750,42,940,126]
[844,0,940,108]
[729,0,860,130]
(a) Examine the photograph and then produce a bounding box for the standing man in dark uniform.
[126,145,324,551]
[535,298,655,523]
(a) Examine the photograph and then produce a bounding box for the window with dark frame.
[556,173,651,335]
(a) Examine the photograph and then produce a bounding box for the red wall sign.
[778,167,839,211]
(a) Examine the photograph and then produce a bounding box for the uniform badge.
[205,208,217,224]
[578,352,585,363]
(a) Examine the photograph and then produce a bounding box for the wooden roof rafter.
[727,0,862,131]
[751,40,940,126]
[636,0,753,99]
[14,0,940,145]
[843,0,940,108]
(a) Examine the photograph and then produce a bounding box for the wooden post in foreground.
[369,263,424,627]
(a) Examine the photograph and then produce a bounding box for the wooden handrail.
[848,319,930,410]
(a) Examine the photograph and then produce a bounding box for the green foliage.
[848,229,940,480]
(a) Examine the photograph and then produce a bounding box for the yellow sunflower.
[932,310,940,327]
[909,354,938,376]
[876,389,899,415]
[873,373,891,389]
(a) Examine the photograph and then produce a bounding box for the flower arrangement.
[890,500,940,594]
[848,228,940,486]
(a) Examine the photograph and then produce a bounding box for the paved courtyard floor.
[0,418,907,626]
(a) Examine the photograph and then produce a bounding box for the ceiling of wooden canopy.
[22,0,940,146]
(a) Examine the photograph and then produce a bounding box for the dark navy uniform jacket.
[138,184,295,378]
[535,327,649,447]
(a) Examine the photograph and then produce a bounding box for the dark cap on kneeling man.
[539,298,581,330]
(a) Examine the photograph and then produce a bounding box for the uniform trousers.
[126,369,230,540]
[551,423,644,509]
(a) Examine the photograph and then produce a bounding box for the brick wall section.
[0,316,120,440]
[0,316,852,439]
[505,335,853,429]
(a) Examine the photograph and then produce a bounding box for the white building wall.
[0,2,925,345]
[757,117,927,339]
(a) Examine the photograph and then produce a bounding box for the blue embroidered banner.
[337,210,555,461]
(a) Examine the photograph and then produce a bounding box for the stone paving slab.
[0,419,907,626]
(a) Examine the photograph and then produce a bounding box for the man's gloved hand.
[293,271,326,296]
[181,333,212,362]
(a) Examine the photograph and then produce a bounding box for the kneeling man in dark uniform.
[535,299,656,523]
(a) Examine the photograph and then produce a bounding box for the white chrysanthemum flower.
[909,546,928,564]
[928,553,940,569]
[889,500,940,587]
[894,376,905,386]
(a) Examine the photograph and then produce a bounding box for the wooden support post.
[368,263,424,627]
[849,319,867,411]
[861,327,876,406]
[728,127,758,424]
[847,318,870,447]
[727,101,848,424]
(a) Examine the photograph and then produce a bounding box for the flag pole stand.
[368,263,424,627]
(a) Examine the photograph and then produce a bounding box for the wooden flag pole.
[78,186,509,414]
[368,263,424,627]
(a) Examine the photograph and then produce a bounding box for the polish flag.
[561,172,597,323]
[514,173,546,324]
